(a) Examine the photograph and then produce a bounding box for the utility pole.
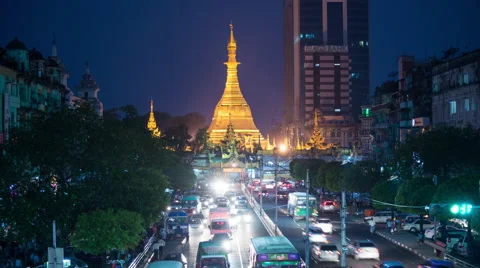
[305,169,310,268]
[259,176,263,216]
[274,150,278,235]
[340,189,347,266]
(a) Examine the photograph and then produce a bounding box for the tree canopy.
[0,103,192,246]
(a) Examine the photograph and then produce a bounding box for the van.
[364,211,393,224]
[147,260,184,268]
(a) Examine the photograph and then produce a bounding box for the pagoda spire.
[52,33,57,57]
[307,109,327,151]
[147,99,161,137]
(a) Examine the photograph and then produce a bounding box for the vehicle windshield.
[359,242,375,248]
[320,245,337,251]
[259,262,300,267]
[237,196,246,200]
[317,219,331,224]
[200,258,227,268]
[310,228,323,234]
[297,200,316,206]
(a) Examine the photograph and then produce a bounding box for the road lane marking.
[236,232,244,268]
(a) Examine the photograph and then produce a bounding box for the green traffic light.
[450,204,460,214]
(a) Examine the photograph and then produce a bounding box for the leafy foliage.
[395,177,436,213]
[371,180,400,209]
[71,209,144,255]
[342,161,385,193]
[164,161,197,190]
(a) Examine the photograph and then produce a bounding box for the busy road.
[159,184,269,268]
[254,188,425,268]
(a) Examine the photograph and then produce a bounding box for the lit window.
[472,99,476,111]
[315,63,320,67]
[465,98,470,111]
[463,73,469,85]
[335,108,341,112]
[366,41,369,46]
[449,100,457,115]
[300,34,304,39]
[359,41,364,47]
[433,84,439,92]
[334,63,340,66]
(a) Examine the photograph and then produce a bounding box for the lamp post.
[305,169,310,268]
[274,148,278,235]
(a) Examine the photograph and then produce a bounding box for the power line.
[370,199,427,209]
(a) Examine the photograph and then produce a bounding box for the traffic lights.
[450,203,473,215]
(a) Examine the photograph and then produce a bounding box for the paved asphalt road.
[159,185,270,268]
[256,188,426,268]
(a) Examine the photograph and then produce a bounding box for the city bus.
[181,195,201,216]
[287,192,318,221]
[249,236,302,268]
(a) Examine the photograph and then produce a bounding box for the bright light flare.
[278,144,287,152]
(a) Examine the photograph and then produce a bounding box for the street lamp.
[273,145,287,236]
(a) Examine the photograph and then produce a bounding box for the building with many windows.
[432,49,480,128]
[0,37,103,143]
[283,0,369,143]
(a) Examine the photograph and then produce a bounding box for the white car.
[302,227,328,243]
[311,243,339,263]
[314,218,333,234]
[347,240,380,261]
[402,219,435,233]
[424,225,463,239]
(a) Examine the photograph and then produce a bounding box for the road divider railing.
[242,184,307,268]
[128,236,155,268]
[444,253,479,268]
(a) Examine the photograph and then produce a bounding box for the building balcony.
[399,100,412,109]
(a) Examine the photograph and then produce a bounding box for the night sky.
[1,0,479,133]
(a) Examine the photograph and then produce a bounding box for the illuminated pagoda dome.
[208,23,263,149]
[306,109,329,151]
[147,99,161,137]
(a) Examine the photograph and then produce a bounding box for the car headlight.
[235,201,239,205]
[167,207,171,211]
[222,241,230,250]
[243,214,252,221]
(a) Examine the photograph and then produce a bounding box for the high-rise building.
[284,0,369,141]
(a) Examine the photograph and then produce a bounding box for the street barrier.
[242,184,306,267]
[444,253,479,268]
[128,236,155,268]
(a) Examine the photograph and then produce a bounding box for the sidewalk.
[374,229,439,260]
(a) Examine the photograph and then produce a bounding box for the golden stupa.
[208,23,262,147]
[147,99,161,137]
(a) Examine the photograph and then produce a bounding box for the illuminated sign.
[257,253,299,261]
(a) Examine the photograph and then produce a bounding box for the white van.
[147,260,184,268]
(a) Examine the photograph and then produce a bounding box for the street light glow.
[279,144,287,152]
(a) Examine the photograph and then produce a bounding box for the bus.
[287,192,317,220]
[249,236,302,268]
[181,195,201,216]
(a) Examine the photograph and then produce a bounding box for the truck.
[195,241,230,268]
[287,192,318,221]
[164,211,189,240]
[209,208,231,235]
[181,195,201,216]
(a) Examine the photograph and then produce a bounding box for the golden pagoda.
[147,99,161,137]
[208,23,262,148]
[306,109,329,150]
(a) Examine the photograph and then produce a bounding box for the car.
[167,202,182,211]
[224,191,236,202]
[402,219,435,233]
[319,201,337,213]
[373,261,405,268]
[313,218,333,234]
[235,195,248,210]
[190,213,207,225]
[210,233,233,252]
[310,243,339,263]
[199,197,208,208]
[302,227,328,243]
[163,253,187,268]
[276,191,288,201]
[424,225,463,239]
[417,259,454,268]
[364,211,394,224]
[347,240,379,261]
[189,217,204,229]
[215,196,228,205]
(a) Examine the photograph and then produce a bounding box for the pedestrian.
[151,240,160,261]
[158,238,165,258]
[160,228,167,241]
[369,219,376,234]
[387,219,393,233]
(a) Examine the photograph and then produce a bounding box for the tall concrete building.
[283,0,369,142]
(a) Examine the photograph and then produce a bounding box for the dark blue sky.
[1,0,479,133]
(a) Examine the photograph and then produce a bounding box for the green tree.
[371,180,400,209]
[395,177,436,213]
[164,162,197,190]
[324,162,344,191]
[342,161,385,193]
[71,209,144,255]
[192,128,210,153]
[291,159,325,184]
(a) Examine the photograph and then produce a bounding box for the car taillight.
[357,248,362,252]
[336,251,340,255]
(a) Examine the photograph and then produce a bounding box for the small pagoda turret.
[147,99,161,137]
